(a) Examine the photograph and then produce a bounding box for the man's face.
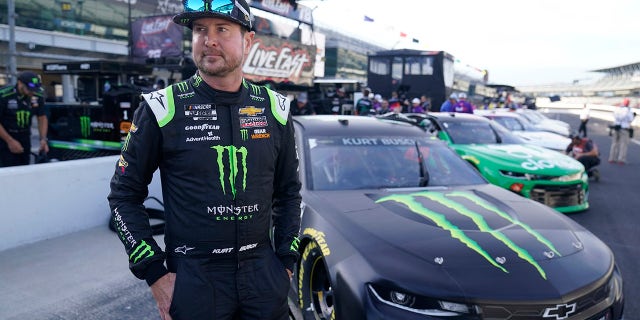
[191,17,254,78]
[18,82,36,97]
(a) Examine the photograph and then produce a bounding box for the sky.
[303,0,640,87]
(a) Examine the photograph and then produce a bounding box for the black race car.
[290,115,624,320]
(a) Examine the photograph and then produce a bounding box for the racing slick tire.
[298,241,334,320]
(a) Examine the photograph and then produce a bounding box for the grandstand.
[518,61,640,107]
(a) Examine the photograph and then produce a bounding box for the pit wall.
[0,155,162,251]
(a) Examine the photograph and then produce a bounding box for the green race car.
[406,112,589,213]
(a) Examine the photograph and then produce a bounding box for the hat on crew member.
[297,92,308,103]
[17,71,42,93]
[173,0,253,31]
[411,98,420,104]
[449,92,458,100]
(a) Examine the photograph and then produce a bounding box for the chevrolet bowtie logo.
[543,303,576,320]
[239,106,264,116]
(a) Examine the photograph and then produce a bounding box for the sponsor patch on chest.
[185,104,217,120]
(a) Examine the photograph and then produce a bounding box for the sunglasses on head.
[183,0,234,14]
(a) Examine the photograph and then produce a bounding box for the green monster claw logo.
[16,110,30,128]
[130,240,154,263]
[80,116,91,138]
[176,81,189,92]
[290,237,300,252]
[240,129,249,141]
[212,145,248,199]
[376,190,561,280]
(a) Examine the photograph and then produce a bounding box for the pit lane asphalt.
[3,110,638,320]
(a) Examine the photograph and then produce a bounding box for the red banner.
[131,15,183,59]
[243,35,316,87]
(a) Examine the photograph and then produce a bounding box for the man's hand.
[7,138,23,154]
[286,268,293,280]
[150,272,176,320]
[39,139,49,153]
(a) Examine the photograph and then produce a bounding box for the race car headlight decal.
[500,170,551,181]
[500,170,583,182]
[551,172,583,182]
[390,290,415,307]
[368,284,476,316]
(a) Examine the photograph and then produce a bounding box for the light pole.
[8,0,17,84]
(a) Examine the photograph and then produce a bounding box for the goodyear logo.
[376,190,562,280]
[211,145,248,199]
[16,110,30,128]
[239,106,264,116]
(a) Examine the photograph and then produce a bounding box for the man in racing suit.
[107,1,302,319]
[0,71,49,167]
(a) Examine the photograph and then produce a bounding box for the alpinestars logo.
[211,145,248,199]
[376,190,562,280]
[16,110,30,128]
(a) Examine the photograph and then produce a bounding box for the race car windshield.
[306,136,485,190]
[443,120,524,145]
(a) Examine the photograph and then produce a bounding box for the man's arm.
[272,110,302,274]
[107,103,168,286]
[37,114,49,153]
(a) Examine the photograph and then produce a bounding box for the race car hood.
[305,184,612,297]
[452,143,583,175]
[512,131,572,152]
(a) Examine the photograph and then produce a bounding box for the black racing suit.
[0,85,46,166]
[108,74,302,319]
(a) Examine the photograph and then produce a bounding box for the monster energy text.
[16,110,30,128]
[211,145,248,199]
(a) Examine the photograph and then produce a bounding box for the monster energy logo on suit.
[240,129,249,141]
[176,81,189,92]
[16,110,30,128]
[80,116,91,138]
[376,190,561,280]
[130,240,154,263]
[212,145,248,199]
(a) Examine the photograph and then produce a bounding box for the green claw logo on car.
[377,190,561,280]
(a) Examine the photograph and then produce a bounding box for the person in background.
[453,92,474,113]
[291,92,316,115]
[390,98,403,114]
[107,1,302,319]
[578,103,590,137]
[371,94,382,114]
[566,132,600,181]
[330,87,348,115]
[440,92,457,112]
[0,71,49,167]
[377,98,390,114]
[419,95,431,112]
[410,97,425,113]
[356,87,373,116]
[608,98,635,164]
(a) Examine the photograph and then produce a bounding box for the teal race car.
[403,112,589,213]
